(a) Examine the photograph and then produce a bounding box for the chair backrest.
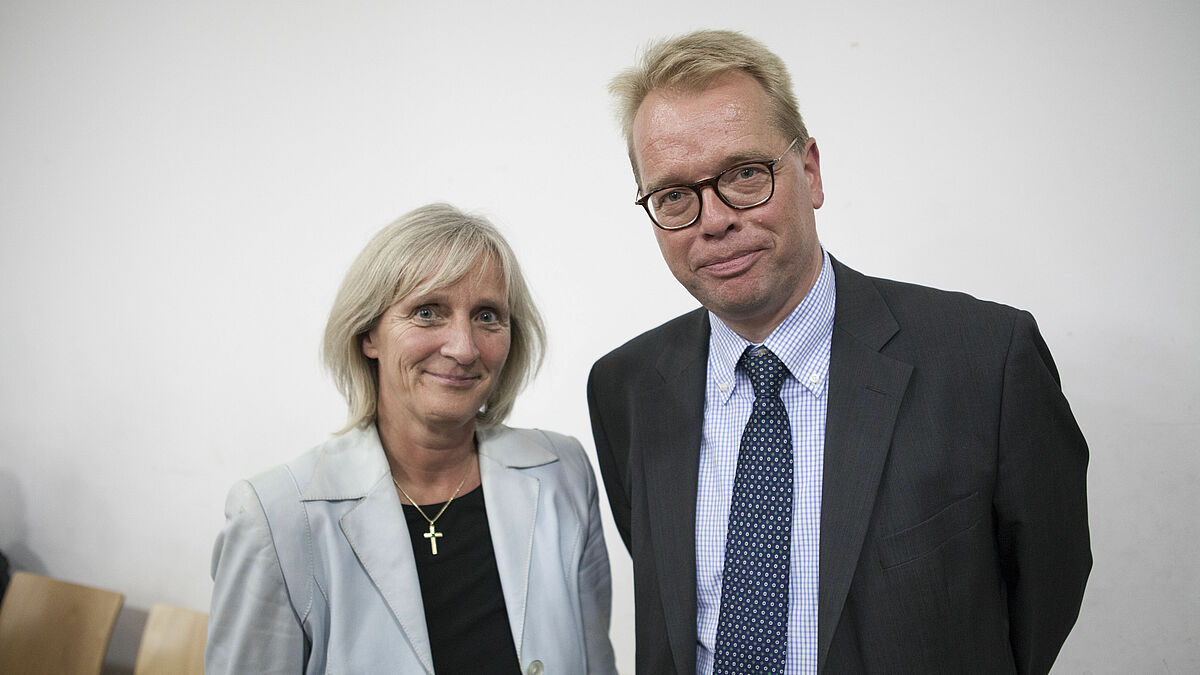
[133,603,208,675]
[0,571,125,675]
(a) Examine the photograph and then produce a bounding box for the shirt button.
[719,382,729,392]
[809,373,821,385]
[526,660,544,675]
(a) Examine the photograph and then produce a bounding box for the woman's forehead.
[399,253,508,303]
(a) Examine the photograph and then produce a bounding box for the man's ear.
[802,138,824,209]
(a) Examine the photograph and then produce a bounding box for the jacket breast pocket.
[877,491,985,570]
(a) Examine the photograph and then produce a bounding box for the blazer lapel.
[476,427,555,660]
[303,426,436,674]
[817,259,912,671]
[638,308,709,675]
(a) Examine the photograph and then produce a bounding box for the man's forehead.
[632,76,782,189]
[636,132,759,176]
[638,91,751,135]
[636,73,763,128]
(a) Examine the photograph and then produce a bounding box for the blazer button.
[526,660,544,675]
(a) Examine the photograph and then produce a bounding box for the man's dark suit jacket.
[587,257,1091,674]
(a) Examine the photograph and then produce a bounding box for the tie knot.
[740,346,787,398]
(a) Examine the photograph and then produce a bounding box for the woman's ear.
[361,331,379,359]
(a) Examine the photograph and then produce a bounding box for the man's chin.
[690,278,768,313]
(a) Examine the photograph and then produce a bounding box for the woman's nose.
[440,319,480,363]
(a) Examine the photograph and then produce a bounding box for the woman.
[207,204,617,674]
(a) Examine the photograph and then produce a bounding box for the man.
[587,30,1090,674]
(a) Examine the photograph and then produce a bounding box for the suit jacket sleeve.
[587,361,633,552]
[995,311,1092,672]
[206,480,309,674]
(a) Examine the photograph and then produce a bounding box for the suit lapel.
[476,429,547,661]
[817,260,912,671]
[305,427,435,674]
[638,308,709,675]
[340,483,436,674]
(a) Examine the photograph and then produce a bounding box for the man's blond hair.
[609,30,809,186]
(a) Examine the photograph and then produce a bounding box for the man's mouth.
[698,249,764,277]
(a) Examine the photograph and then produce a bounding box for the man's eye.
[735,166,763,180]
[653,189,687,209]
[415,307,436,320]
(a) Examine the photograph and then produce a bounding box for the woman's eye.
[478,310,497,323]
[415,307,435,320]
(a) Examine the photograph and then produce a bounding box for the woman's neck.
[375,410,481,504]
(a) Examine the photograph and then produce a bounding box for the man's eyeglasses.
[635,137,799,231]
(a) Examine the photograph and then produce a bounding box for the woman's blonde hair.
[323,203,545,432]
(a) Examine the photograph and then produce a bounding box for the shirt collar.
[708,248,836,402]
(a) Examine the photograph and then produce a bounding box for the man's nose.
[695,186,738,236]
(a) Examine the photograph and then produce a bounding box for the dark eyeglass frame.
[634,137,800,231]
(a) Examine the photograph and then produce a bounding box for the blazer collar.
[477,423,558,468]
[827,256,900,351]
[299,424,390,501]
[653,307,711,383]
[476,425,557,662]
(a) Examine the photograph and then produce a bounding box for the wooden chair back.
[133,603,208,675]
[0,571,124,675]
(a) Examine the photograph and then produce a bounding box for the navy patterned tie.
[713,346,793,674]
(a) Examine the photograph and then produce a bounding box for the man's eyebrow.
[642,151,774,194]
[724,150,771,165]
[641,175,683,195]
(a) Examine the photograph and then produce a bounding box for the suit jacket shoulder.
[832,259,1042,376]
[836,258,1024,331]
[591,307,709,376]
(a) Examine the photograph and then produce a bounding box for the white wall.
[1,1,1196,672]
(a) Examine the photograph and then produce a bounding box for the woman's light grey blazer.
[206,423,617,674]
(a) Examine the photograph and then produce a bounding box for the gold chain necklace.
[392,461,473,555]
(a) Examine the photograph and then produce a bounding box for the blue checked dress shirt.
[696,250,835,675]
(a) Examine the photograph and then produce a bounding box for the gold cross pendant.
[423,522,444,555]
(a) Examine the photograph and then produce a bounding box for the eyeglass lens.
[647,162,774,229]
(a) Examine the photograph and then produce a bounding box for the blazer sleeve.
[206,480,309,674]
[572,435,619,674]
[995,311,1092,673]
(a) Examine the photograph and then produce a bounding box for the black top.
[402,485,521,675]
